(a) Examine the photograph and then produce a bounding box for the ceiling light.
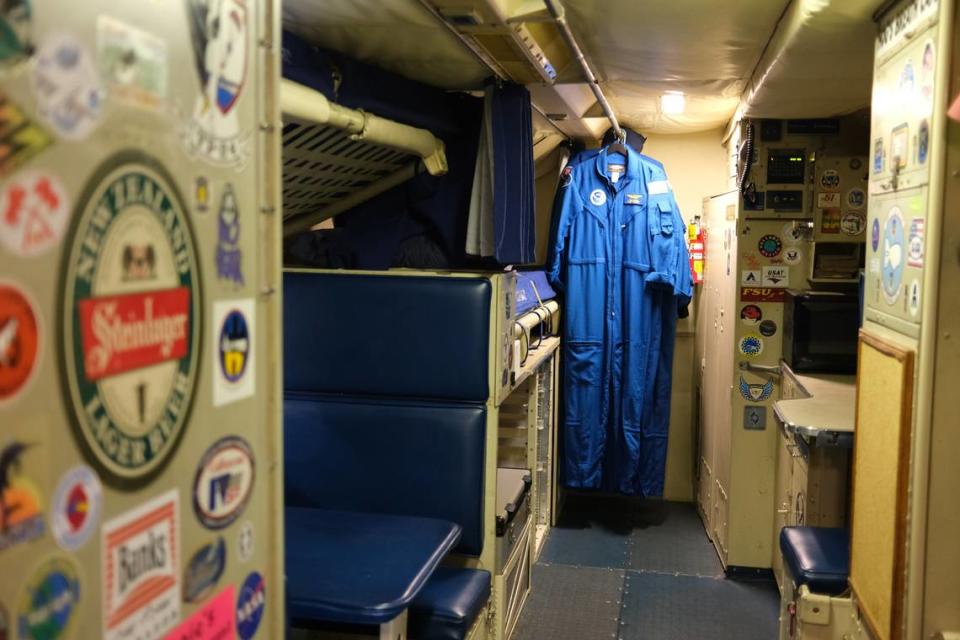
[661,91,686,115]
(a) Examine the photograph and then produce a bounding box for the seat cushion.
[780,527,849,596]
[409,568,491,640]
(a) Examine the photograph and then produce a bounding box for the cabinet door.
[772,428,794,589]
[790,454,809,527]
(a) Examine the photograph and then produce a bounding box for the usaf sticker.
[193,435,255,530]
[60,155,202,485]
[102,489,180,640]
[17,556,81,640]
[213,299,254,406]
[184,0,250,167]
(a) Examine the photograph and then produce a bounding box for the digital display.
[767,149,806,184]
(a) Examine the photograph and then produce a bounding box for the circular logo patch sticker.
[60,155,202,485]
[193,435,255,530]
[0,171,70,257]
[758,235,782,258]
[820,169,840,191]
[51,465,102,552]
[846,188,866,210]
[589,189,607,206]
[31,34,104,140]
[882,207,906,304]
[783,247,803,266]
[739,334,764,357]
[0,283,40,404]
[740,305,762,326]
[236,571,265,640]
[219,309,249,383]
[16,556,80,640]
[759,320,777,337]
[781,223,803,245]
[842,211,866,235]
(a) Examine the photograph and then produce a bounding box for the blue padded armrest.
[780,527,849,596]
[284,394,486,555]
[283,271,491,401]
[286,507,461,625]
[409,568,491,640]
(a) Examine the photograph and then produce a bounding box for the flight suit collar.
[594,145,636,192]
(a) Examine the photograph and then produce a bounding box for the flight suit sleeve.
[546,166,583,293]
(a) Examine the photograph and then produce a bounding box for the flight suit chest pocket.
[649,199,674,236]
[649,198,680,276]
[568,202,607,263]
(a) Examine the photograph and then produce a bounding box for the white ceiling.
[282,0,881,138]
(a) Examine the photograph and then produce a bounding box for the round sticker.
[589,189,607,206]
[758,235,782,258]
[849,158,862,171]
[782,223,803,245]
[759,320,777,337]
[918,119,929,165]
[31,34,104,140]
[51,465,102,552]
[219,309,250,383]
[739,334,763,357]
[882,207,906,304]
[783,247,803,266]
[16,556,80,640]
[193,435,255,530]
[0,283,40,404]
[871,218,880,252]
[740,305,762,326]
[60,154,202,485]
[0,171,70,257]
[908,279,921,317]
[819,169,840,191]
[842,211,866,236]
[846,188,866,210]
[238,520,254,563]
[236,571,265,640]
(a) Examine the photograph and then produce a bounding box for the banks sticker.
[51,464,102,552]
[761,266,789,288]
[0,0,32,67]
[236,572,265,640]
[738,335,763,358]
[0,283,40,403]
[184,0,250,167]
[740,287,785,303]
[757,235,781,258]
[183,537,226,603]
[907,218,924,267]
[213,299,254,406]
[0,441,44,552]
[16,556,81,640]
[102,489,180,640]
[60,157,201,485]
[97,16,168,110]
[0,93,53,181]
[193,436,255,530]
[31,34,105,140]
[0,171,69,257]
[167,585,235,640]
[739,375,774,402]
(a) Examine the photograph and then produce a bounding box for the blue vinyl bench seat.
[409,567,492,640]
[780,526,850,596]
[286,506,461,625]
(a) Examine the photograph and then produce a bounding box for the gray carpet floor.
[514,497,779,640]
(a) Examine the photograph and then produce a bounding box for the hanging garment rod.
[541,0,624,141]
[280,79,448,176]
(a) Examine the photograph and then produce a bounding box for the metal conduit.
[541,0,624,141]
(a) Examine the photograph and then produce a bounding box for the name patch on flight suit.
[626,194,643,205]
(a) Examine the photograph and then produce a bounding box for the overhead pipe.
[541,0,624,141]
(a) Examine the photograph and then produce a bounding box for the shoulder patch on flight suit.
[648,180,670,195]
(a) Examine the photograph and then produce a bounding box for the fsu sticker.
[60,155,201,485]
[193,435,255,530]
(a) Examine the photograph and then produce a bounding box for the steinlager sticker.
[61,154,201,485]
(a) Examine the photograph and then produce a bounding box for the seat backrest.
[284,393,486,556]
[283,271,491,401]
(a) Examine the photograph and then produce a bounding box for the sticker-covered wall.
[0,1,283,639]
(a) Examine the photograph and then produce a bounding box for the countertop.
[774,364,857,442]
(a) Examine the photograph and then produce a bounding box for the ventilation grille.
[281,117,416,222]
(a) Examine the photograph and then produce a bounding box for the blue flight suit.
[548,147,692,495]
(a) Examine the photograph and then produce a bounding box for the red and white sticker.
[164,585,235,640]
[0,282,40,403]
[102,489,180,640]
[0,171,69,257]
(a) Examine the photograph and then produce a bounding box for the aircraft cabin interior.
[1,0,959,639]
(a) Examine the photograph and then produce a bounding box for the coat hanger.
[606,128,628,158]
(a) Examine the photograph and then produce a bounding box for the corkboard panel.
[849,332,914,640]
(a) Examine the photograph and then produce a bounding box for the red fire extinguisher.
[688,215,704,285]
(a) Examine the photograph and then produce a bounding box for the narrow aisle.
[514,496,779,640]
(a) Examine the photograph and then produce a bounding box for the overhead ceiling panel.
[283,0,490,89]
